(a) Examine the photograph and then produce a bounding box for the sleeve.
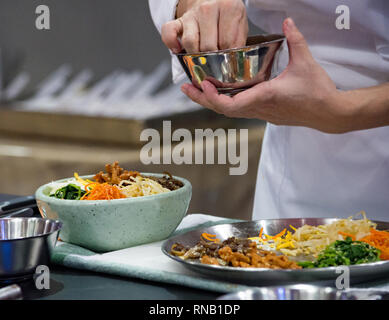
[148,0,186,83]
[245,0,285,34]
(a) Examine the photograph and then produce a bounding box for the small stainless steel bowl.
[218,285,389,300]
[175,34,285,95]
[0,218,62,282]
[218,285,343,300]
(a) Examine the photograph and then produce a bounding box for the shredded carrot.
[258,227,263,239]
[271,228,287,239]
[338,231,356,241]
[360,228,389,260]
[81,183,125,200]
[84,182,99,191]
[201,233,220,243]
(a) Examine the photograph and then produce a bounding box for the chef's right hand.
[161,0,248,54]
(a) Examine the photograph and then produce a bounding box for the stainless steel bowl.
[218,285,389,300]
[0,218,62,282]
[175,34,285,95]
[219,285,343,300]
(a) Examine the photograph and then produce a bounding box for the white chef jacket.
[148,0,389,221]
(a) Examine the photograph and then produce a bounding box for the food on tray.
[358,229,389,260]
[171,235,301,269]
[171,213,389,270]
[49,161,183,200]
[249,212,380,258]
[298,237,380,268]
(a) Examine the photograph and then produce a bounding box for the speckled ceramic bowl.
[35,173,192,252]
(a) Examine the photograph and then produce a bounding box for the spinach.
[298,237,380,268]
[51,184,86,200]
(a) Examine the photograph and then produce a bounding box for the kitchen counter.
[0,193,219,300]
[19,265,219,300]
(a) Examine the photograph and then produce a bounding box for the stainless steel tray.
[161,218,389,286]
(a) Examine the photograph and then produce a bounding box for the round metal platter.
[161,218,389,286]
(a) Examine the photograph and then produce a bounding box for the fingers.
[181,83,216,111]
[197,3,219,51]
[200,81,235,110]
[181,81,235,116]
[162,0,248,54]
[233,81,272,107]
[180,15,200,53]
[181,79,276,120]
[181,81,245,117]
[283,18,313,63]
[218,2,248,49]
[234,15,249,48]
[161,19,183,53]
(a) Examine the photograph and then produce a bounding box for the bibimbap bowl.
[35,173,192,252]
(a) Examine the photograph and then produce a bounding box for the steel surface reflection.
[176,34,285,95]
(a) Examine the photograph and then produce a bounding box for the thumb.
[283,18,313,63]
[161,19,184,54]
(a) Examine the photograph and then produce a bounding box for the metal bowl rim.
[162,218,389,273]
[0,217,62,242]
[174,35,285,57]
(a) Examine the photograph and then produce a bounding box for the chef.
[148,0,389,221]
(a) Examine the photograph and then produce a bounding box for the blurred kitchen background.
[0,0,265,220]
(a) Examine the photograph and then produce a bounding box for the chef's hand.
[181,18,360,134]
[161,0,248,53]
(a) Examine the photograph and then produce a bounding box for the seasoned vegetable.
[81,183,125,200]
[251,212,376,258]
[50,184,86,200]
[298,237,380,268]
[359,229,389,260]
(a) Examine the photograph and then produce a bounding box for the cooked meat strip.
[201,255,220,265]
[94,161,140,185]
[171,236,301,270]
[146,172,184,191]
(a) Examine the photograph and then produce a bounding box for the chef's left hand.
[181,18,355,134]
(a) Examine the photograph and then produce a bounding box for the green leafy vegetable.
[50,184,86,200]
[298,237,381,268]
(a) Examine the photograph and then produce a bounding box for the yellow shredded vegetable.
[74,172,94,186]
[257,212,376,258]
